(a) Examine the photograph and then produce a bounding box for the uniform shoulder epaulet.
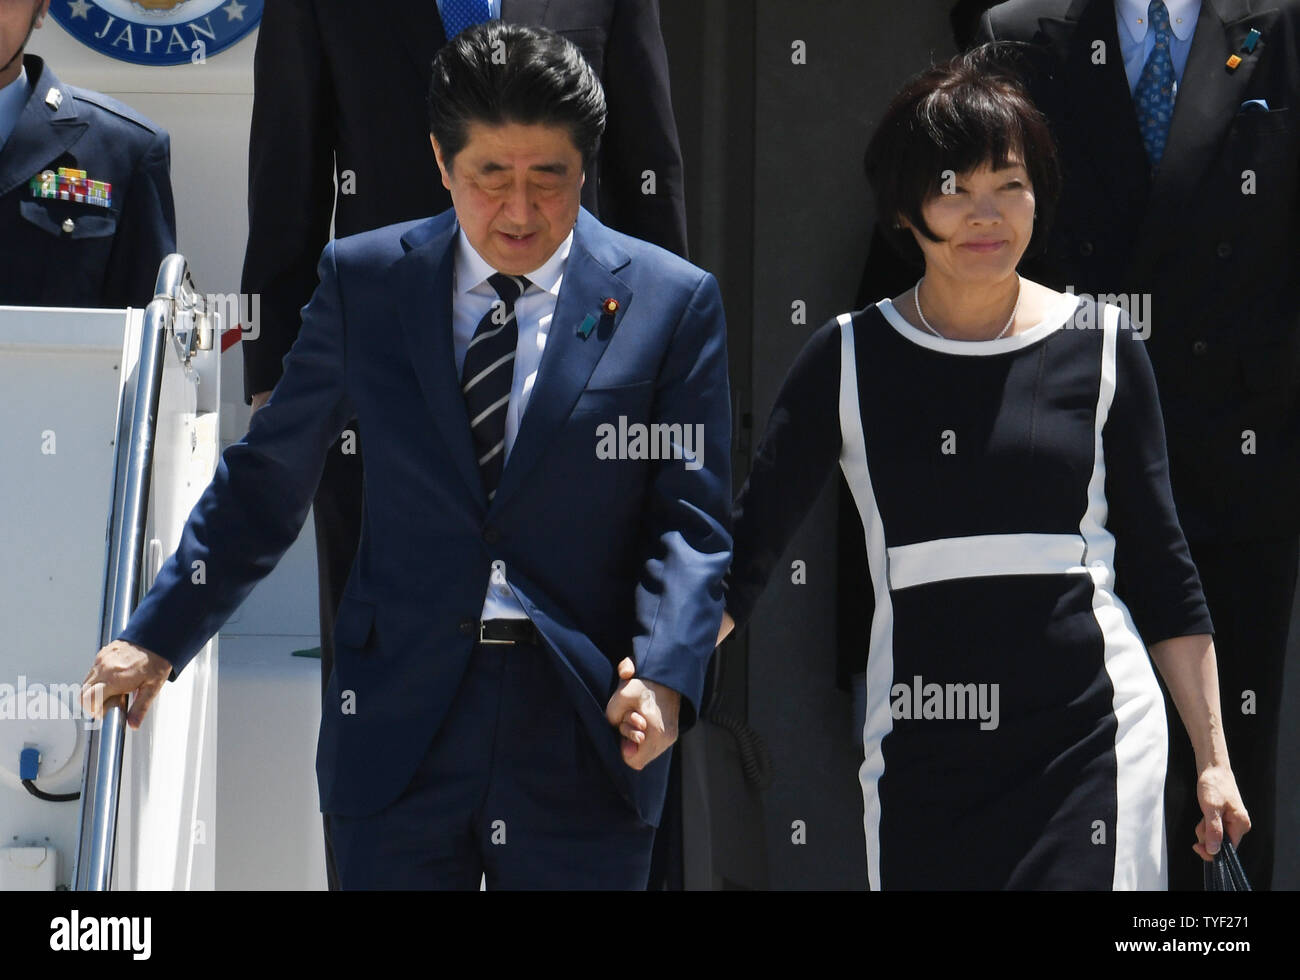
[67,85,168,138]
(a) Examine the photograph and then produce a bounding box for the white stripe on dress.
[1079,302,1168,890]
[887,533,1088,590]
[836,312,896,892]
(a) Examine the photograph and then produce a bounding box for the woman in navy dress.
[715,47,1251,889]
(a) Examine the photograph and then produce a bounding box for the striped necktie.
[441,0,493,42]
[1134,0,1176,172]
[462,272,528,500]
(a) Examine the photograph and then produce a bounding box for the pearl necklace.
[913,277,1021,341]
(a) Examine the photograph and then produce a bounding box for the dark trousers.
[328,638,656,889]
[311,429,365,892]
[1164,535,1298,891]
[310,424,684,890]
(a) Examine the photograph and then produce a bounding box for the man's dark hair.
[864,42,1061,267]
[428,21,607,169]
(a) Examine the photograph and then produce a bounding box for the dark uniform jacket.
[0,55,176,309]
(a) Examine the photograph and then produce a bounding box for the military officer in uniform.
[0,0,176,308]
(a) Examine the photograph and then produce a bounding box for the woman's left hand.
[1192,763,1251,862]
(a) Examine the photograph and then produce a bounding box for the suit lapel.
[1134,0,1280,263]
[490,210,632,512]
[500,0,552,26]
[394,217,488,508]
[393,1,445,78]
[0,58,87,200]
[1037,1,1150,213]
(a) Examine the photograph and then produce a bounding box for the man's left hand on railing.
[81,641,173,729]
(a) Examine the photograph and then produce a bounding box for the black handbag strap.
[1203,840,1252,891]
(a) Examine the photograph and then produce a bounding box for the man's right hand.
[716,611,735,647]
[81,641,173,730]
[250,390,273,413]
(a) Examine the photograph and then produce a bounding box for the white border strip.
[836,313,895,891]
[1079,303,1168,890]
[876,292,1081,357]
[887,533,1087,591]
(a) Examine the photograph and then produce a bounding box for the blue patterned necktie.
[462,272,528,500]
[1134,0,1176,171]
[441,0,494,42]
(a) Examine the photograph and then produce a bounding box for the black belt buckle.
[479,619,538,645]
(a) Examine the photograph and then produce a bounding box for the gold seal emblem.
[132,0,191,11]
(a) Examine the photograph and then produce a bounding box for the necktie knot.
[1148,0,1172,35]
[487,272,528,308]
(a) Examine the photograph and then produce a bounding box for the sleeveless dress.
[725,294,1213,889]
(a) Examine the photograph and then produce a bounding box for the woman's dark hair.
[864,42,1061,267]
[428,22,606,169]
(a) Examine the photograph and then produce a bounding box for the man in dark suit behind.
[84,21,730,890]
[978,0,1300,889]
[239,0,689,888]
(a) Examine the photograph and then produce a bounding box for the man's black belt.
[478,619,541,645]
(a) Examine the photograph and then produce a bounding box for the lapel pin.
[1226,54,1243,70]
[1242,28,1261,53]
[578,299,621,339]
[45,87,63,110]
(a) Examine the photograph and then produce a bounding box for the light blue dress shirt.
[1116,0,1202,97]
[452,225,574,621]
[0,66,30,153]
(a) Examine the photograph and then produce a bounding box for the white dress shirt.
[1116,0,1202,97]
[452,224,574,621]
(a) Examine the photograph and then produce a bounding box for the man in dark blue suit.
[82,22,730,889]
[239,0,691,889]
[0,0,175,307]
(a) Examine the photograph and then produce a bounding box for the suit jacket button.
[62,218,75,234]
[1216,241,1232,259]
[1192,340,1209,356]
[483,527,500,544]
[459,620,475,636]
[1078,240,1093,257]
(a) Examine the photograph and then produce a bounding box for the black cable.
[22,780,79,803]
[702,629,775,791]
[701,706,774,791]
